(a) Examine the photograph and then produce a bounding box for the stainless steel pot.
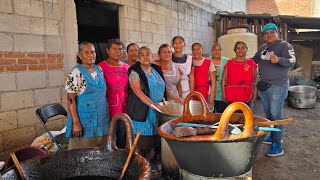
[288,85,317,109]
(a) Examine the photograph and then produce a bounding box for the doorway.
[74,0,119,64]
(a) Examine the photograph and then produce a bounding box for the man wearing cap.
[253,23,296,157]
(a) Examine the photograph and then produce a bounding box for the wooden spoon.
[119,130,141,180]
[10,152,26,180]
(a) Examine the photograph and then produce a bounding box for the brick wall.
[0,0,66,159]
[0,52,63,72]
[247,0,313,16]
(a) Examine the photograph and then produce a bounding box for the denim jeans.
[258,85,288,146]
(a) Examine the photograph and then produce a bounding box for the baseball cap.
[262,23,278,33]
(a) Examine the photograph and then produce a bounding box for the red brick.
[6,65,27,71]
[47,54,58,59]
[248,0,312,16]
[28,64,47,70]
[39,59,55,64]
[0,59,17,65]
[0,66,5,72]
[18,59,38,64]
[27,53,45,58]
[56,58,63,63]
[48,64,64,70]
[3,52,25,58]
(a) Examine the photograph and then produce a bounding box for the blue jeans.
[258,86,288,146]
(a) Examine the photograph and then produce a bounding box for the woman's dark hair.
[77,41,94,64]
[233,41,248,51]
[171,36,185,44]
[138,46,152,57]
[127,43,139,52]
[106,38,125,51]
[211,42,224,51]
[158,44,173,54]
[191,42,204,50]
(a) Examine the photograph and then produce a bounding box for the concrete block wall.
[112,0,246,55]
[0,0,247,160]
[0,0,66,159]
[247,0,313,16]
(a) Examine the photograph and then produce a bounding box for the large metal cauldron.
[158,92,269,178]
[156,100,214,179]
[287,85,317,109]
[1,114,151,180]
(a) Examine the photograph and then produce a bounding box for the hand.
[270,54,279,63]
[222,94,227,103]
[208,98,215,106]
[155,104,163,111]
[174,97,185,104]
[73,121,82,137]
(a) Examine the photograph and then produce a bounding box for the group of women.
[64,36,258,164]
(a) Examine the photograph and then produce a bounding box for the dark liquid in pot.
[65,176,116,180]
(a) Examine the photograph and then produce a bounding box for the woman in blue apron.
[65,42,110,150]
[128,46,166,161]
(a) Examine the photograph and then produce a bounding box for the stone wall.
[0,0,66,159]
[0,0,246,160]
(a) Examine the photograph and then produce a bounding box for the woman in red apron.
[192,42,216,105]
[222,41,258,105]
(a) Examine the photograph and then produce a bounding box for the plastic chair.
[36,103,68,151]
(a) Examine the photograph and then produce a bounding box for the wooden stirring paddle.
[119,130,141,180]
[10,152,27,180]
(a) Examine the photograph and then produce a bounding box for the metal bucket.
[156,101,214,179]
[1,114,151,180]
[158,92,269,178]
[288,85,317,108]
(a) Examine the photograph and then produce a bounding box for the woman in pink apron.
[98,39,129,149]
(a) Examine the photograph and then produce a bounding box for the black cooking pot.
[158,92,269,178]
[1,114,151,180]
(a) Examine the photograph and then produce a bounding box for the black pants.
[214,100,228,113]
